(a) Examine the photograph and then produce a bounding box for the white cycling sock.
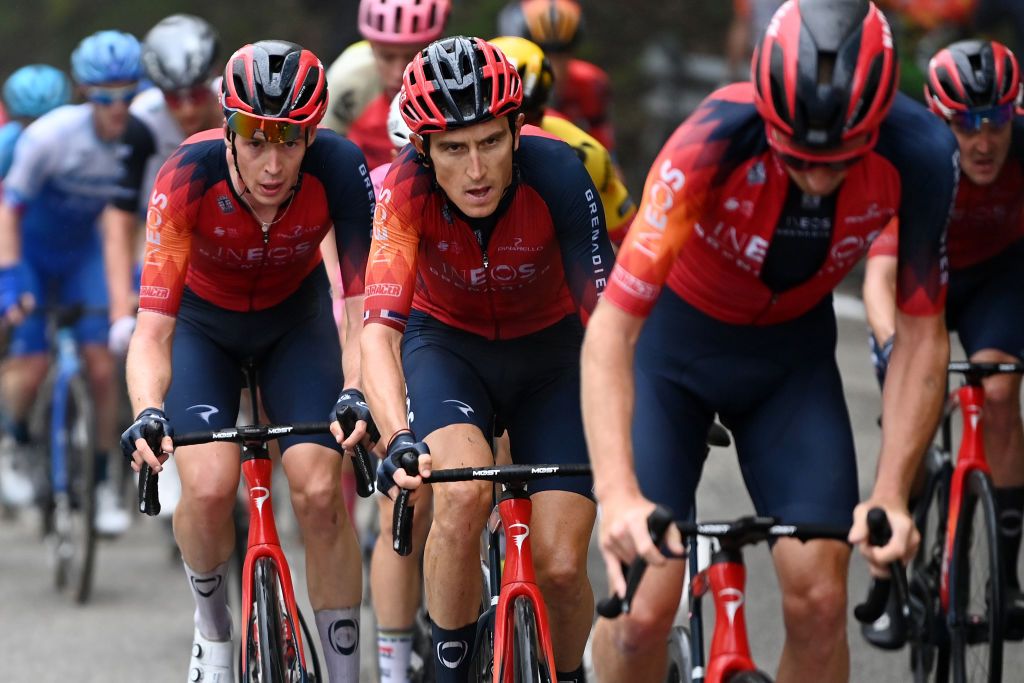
[316,607,360,682]
[378,629,414,682]
[183,560,232,641]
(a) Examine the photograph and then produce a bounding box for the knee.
[984,379,1019,424]
[291,477,346,537]
[179,475,236,521]
[431,481,490,539]
[83,348,114,392]
[781,577,847,644]
[536,546,588,599]
[602,597,676,656]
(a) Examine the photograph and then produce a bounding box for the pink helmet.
[358,0,452,45]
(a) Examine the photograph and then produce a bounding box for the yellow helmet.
[489,35,554,116]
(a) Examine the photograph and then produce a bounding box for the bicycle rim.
[949,470,1003,683]
[248,557,307,683]
[57,374,96,604]
[664,626,692,683]
[512,597,551,683]
[910,457,951,682]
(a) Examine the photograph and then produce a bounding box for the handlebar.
[596,507,850,619]
[390,460,592,557]
[948,361,1024,382]
[853,508,910,631]
[137,420,374,517]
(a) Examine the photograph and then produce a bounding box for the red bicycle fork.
[939,385,990,610]
[491,493,559,682]
[238,453,310,669]
[691,550,757,683]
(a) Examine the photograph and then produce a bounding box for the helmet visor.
[227,111,306,143]
[950,104,1014,133]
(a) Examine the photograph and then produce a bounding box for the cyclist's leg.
[260,280,361,680]
[591,355,709,682]
[729,350,857,683]
[402,316,497,679]
[164,318,244,642]
[503,325,595,677]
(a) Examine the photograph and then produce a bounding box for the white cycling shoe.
[188,627,234,682]
[94,481,131,537]
[0,439,36,507]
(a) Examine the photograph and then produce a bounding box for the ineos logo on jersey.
[694,221,769,268]
[328,618,359,656]
[437,640,469,669]
[198,242,316,266]
[635,159,685,260]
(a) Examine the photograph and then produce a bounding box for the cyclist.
[580,1,956,681]
[362,36,614,683]
[322,0,452,169]
[119,40,374,682]
[862,38,1024,645]
[0,65,71,179]
[0,31,152,535]
[103,14,224,359]
[497,0,616,150]
[489,34,636,243]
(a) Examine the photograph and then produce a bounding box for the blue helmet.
[71,30,143,86]
[2,65,72,119]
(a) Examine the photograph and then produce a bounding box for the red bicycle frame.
[690,552,757,682]
[938,384,989,610]
[238,449,312,671]
[491,489,559,681]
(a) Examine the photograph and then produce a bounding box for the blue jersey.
[2,104,152,255]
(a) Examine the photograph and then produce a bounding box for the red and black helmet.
[925,40,1022,117]
[752,0,898,160]
[221,40,327,129]
[400,36,523,135]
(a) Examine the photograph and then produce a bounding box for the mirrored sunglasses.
[227,111,305,144]
[950,104,1015,133]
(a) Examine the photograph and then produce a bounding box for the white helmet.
[387,90,413,150]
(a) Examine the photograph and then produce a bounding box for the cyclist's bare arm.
[852,311,948,568]
[862,253,898,344]
[360,322,408,447]
[125,310,176,468]
[0,201,22,266]
[101,205,139,322]
[581,300,683,594]
[341,294,364,390]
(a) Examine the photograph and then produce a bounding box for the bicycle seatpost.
[137,419,165,516]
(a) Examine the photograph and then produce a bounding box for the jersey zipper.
[473,227,501,339]
[249,221,271,311]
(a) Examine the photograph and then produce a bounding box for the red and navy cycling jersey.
[363,130,615,340]
[553,59,615,151]
[604,83,957,325]
[346,93,393,170]
[139,128,374,315]
[869,116,1024,270]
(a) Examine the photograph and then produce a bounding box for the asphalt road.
[2,292,1022,682]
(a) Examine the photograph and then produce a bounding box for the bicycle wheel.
[298,608,322,683]
[664,625,692,683]
[910,451,951,682]
[948,469,1003,683]
[512,596,552,683]
[410,605,436,683]
[51,373,97,605]
[247,557,309,682]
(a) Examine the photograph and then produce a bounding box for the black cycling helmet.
[142,14,220,91]
[925,39,1022,116]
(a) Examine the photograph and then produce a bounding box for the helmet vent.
[769,42,791,125]
[849,54,882,128]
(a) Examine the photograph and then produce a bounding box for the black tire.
[52,373,97,605]
[512,597,552,683]
[248,556,308,683]
[727,671,773,682]
[909,451,952,682]
[298,608,322,683]
[664,625,692,683]
[948,469,1003,683]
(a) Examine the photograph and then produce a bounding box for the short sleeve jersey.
[604,84,957,325]
[138,128,374,315]
[541,114,635,243]
[554,59,615,151]
[868,116,1024,270]
[363,131,616,340]
[3,104,152,246]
